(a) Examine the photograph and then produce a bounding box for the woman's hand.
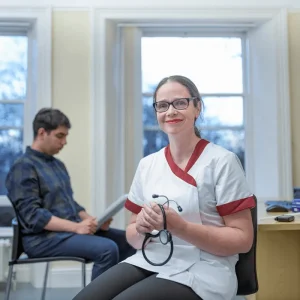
[140,202,187,235]
[136,207,155,235]
[145,202,187,235]
[142,202,164,231]
[163,206,187,235]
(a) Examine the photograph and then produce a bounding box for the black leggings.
[73,263,202,300]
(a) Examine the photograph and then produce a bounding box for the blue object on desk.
[264,201,293,212]
[292,199,300,205]
[291,206,300,213]
[291,199,300,212]
[265,200,293,207]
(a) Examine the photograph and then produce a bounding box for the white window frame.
[92,8,292,227]
[0,8,52,206]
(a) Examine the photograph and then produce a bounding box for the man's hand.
[75,218,98,235]
[100,218,113,231]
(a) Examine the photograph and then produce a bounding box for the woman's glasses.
[153,97,197,113]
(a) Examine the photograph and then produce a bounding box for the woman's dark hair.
[33,108,71,139]
[153,75,204,138]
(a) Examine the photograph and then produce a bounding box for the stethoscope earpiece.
[151,194,183,213]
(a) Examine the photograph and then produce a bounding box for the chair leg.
[41,262,50,300]
[5,265,14,300]
[82,263,86,288]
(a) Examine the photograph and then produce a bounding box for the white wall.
[52,11,92,212]
[0,0,300,8]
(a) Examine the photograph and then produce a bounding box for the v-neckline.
[164,139,209,187]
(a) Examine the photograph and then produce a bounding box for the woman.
[73,75,255,300]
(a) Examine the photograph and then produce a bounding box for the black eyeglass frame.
[153,97,198,113]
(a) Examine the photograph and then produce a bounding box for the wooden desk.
[256,202,300,300]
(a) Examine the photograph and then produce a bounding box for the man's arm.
[45,215,97,234]
[78,210,92,220]
[74,201,86,215]
[6,162,54,233]
[6,162,98,235]
[6,162,81,233]
[44,216,77,232]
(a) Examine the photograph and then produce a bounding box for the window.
[0,35,28,196]
[0,7,51,288]
[142,36,245,167]
[0,9,51,208]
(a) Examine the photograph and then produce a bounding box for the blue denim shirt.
[5,147,85,253]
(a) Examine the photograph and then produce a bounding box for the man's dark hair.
[33,108,71,139]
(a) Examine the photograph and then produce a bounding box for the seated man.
[5,108,135,281]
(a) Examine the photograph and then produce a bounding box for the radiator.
[0,239,11,282]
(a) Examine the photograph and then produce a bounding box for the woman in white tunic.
[73,75,255,300]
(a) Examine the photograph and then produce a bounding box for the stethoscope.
[142,194,183,266]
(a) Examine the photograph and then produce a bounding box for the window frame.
[0,8,52,206]
[92,8,292,226]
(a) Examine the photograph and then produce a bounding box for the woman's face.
[155,81,200,136]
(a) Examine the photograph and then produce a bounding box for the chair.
[235,195,259,296]
[5,216,88,300]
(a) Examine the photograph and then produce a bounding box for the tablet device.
[96,194,128,230]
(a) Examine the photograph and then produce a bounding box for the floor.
[0,283,81,300]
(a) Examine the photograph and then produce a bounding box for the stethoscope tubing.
[141,203,174,266]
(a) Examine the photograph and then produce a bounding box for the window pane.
[143,96,157,126]
[0,129,23,195]
[199,97,243,127]
[0,103,24,127]
[143,130,168,157]
[201,129,245,168]
[0,36,28,100]
[142,37,243,94]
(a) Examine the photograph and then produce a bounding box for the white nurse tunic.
[124,139,255,300]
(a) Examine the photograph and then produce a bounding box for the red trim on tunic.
[217,196,256,216]
[125,199,142,214]
[165,139,209,187]
[185,139,210,173]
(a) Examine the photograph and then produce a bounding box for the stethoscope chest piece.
[159,230,171,245]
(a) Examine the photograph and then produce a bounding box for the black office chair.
[5,217,88,300]
[235,195,259,296]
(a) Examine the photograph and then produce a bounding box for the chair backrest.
[7,198,26,262]
[235,195,259,295]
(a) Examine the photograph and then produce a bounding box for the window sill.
[0,227,13,238]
